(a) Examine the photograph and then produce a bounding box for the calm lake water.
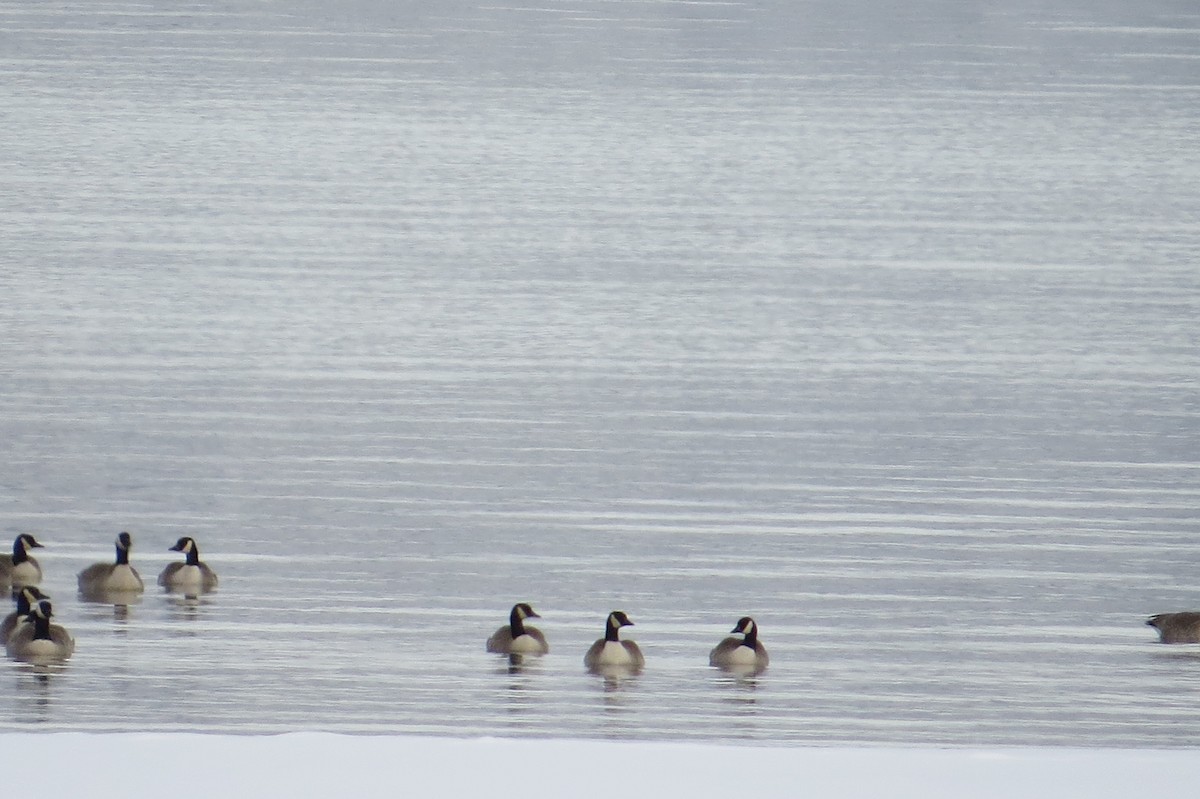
[2,0,1199,746]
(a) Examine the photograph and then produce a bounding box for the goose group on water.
[2,532,219,664]
[5,531,1198,670]
[482,603,764,673]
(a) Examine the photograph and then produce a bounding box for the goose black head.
[602,611,635,643]
[15,533,44,552]
[732,616,757,635]
[29,598,53,621]
[608,611,634,629]
[169,537,196,554]
[117,531,133,551]
[512,603,540,622]
[506,602,542,638]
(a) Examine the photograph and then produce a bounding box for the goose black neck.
[509,608,527,638]
[15,592,32,615]
[12,541,29,565]
[32,613,52,641]
[185,546,201,566]
[605,618,621,642]
[115,544,131,566]
[742,624,758,648]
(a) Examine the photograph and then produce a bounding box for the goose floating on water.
[584,611,644,672]
[708,616,769,672]
[78,531,145,597]
[157,537,219,593]
[486,603,549,655]
[6,599,74,661]
[0,534,44,588]
[1146,612,1200,644]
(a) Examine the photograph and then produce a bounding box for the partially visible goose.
[584,611,644,671]
[157,537,218,593]
[6,599,74,661]
[1146,612,1200,644]
[0,534,45,588]
[486,603,549,655]
[1,586,47,643]
[709,616,769,672]
[78,531,145,597]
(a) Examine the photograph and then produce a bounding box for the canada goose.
[157,537,218,592]
[6,599,74,661]
[1,586,47,643]
[0,534,44,588]
[584,611,644,671]
[1146,612,1200,644]
[78,531,145,596]
[486,603,549,655]
[709,616,769,671]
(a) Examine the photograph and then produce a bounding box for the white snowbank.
[6,733,1198,798]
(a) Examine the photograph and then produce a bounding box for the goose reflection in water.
[499,659,545,724]
[78,588,143,624]
[715,669,763,713]
[77,588,141,631]
[166,592,215,621]
[13,662,63,722]
[592,664,642,696]
[498,652,543,675]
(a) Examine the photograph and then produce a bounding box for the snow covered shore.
[6,733,1198,798]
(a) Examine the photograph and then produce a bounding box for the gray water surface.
[2,0,1199,746]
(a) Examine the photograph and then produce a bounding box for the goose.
[486,603,549,655]
[709,616,769,671]
[157,537,218,592]
[584,610,644,671]
[1146,612,1200,644]
[1,586,47,643]
[78,531,145,596]
[0,534,44,588]
[6,599,74,661]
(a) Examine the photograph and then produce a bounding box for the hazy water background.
[2,0,1199,746]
